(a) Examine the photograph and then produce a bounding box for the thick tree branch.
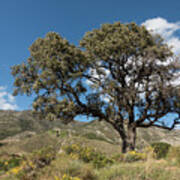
[138,116,180,130]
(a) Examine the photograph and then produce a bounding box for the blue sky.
[0,0,180,111]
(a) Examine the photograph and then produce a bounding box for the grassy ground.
[1,152,180,180]
[1,131,180,180]
[1,111,180,180]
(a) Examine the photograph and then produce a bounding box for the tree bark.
[127,126,136,151]
[120,126,136,153]
[121,138,128,153]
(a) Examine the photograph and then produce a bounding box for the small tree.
[12,22,180,153]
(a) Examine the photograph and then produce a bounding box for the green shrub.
[30,146,57,168]
[16,146,57,179]
[0,157,22,172]
[64,144,114,168]
[91,153,114,168]
[151,142,171,159]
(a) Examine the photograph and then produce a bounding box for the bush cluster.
[0,156,22,172]
[151,142,171,159]
[31,146,56,168]
[12,146,57,179]
[64,144,114,168]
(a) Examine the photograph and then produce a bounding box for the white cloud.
[0,86,6,91]
[142,17,180,54]
[85,63,110,85]
[0,86,18,110]
[168,37,180,54]
[100,94,112,103]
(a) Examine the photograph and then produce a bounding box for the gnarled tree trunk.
[119,126,136,153]
[127,126,136,151]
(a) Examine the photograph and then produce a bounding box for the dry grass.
[1,110,180,179]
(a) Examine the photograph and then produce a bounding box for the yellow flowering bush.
[5,160,28,176]
[125,150,147,162]
[0,156,22,172]
[64,144,114,168]
[15,146,57,179]
[8,166,23,174]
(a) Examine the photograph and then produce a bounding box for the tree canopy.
[12,22,180,152]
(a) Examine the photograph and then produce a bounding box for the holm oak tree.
[12,22,180,153]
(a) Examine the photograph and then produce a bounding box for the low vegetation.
[1,111,180,179]
[1,133,180,180]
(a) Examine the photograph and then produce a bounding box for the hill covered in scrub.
[1,110,180,179]
[0,110,180,147]
[0,110,64,140]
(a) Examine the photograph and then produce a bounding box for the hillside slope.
[0,110,63,140]
[0,110,180,151]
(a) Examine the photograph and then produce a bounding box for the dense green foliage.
[11,22,180,152]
